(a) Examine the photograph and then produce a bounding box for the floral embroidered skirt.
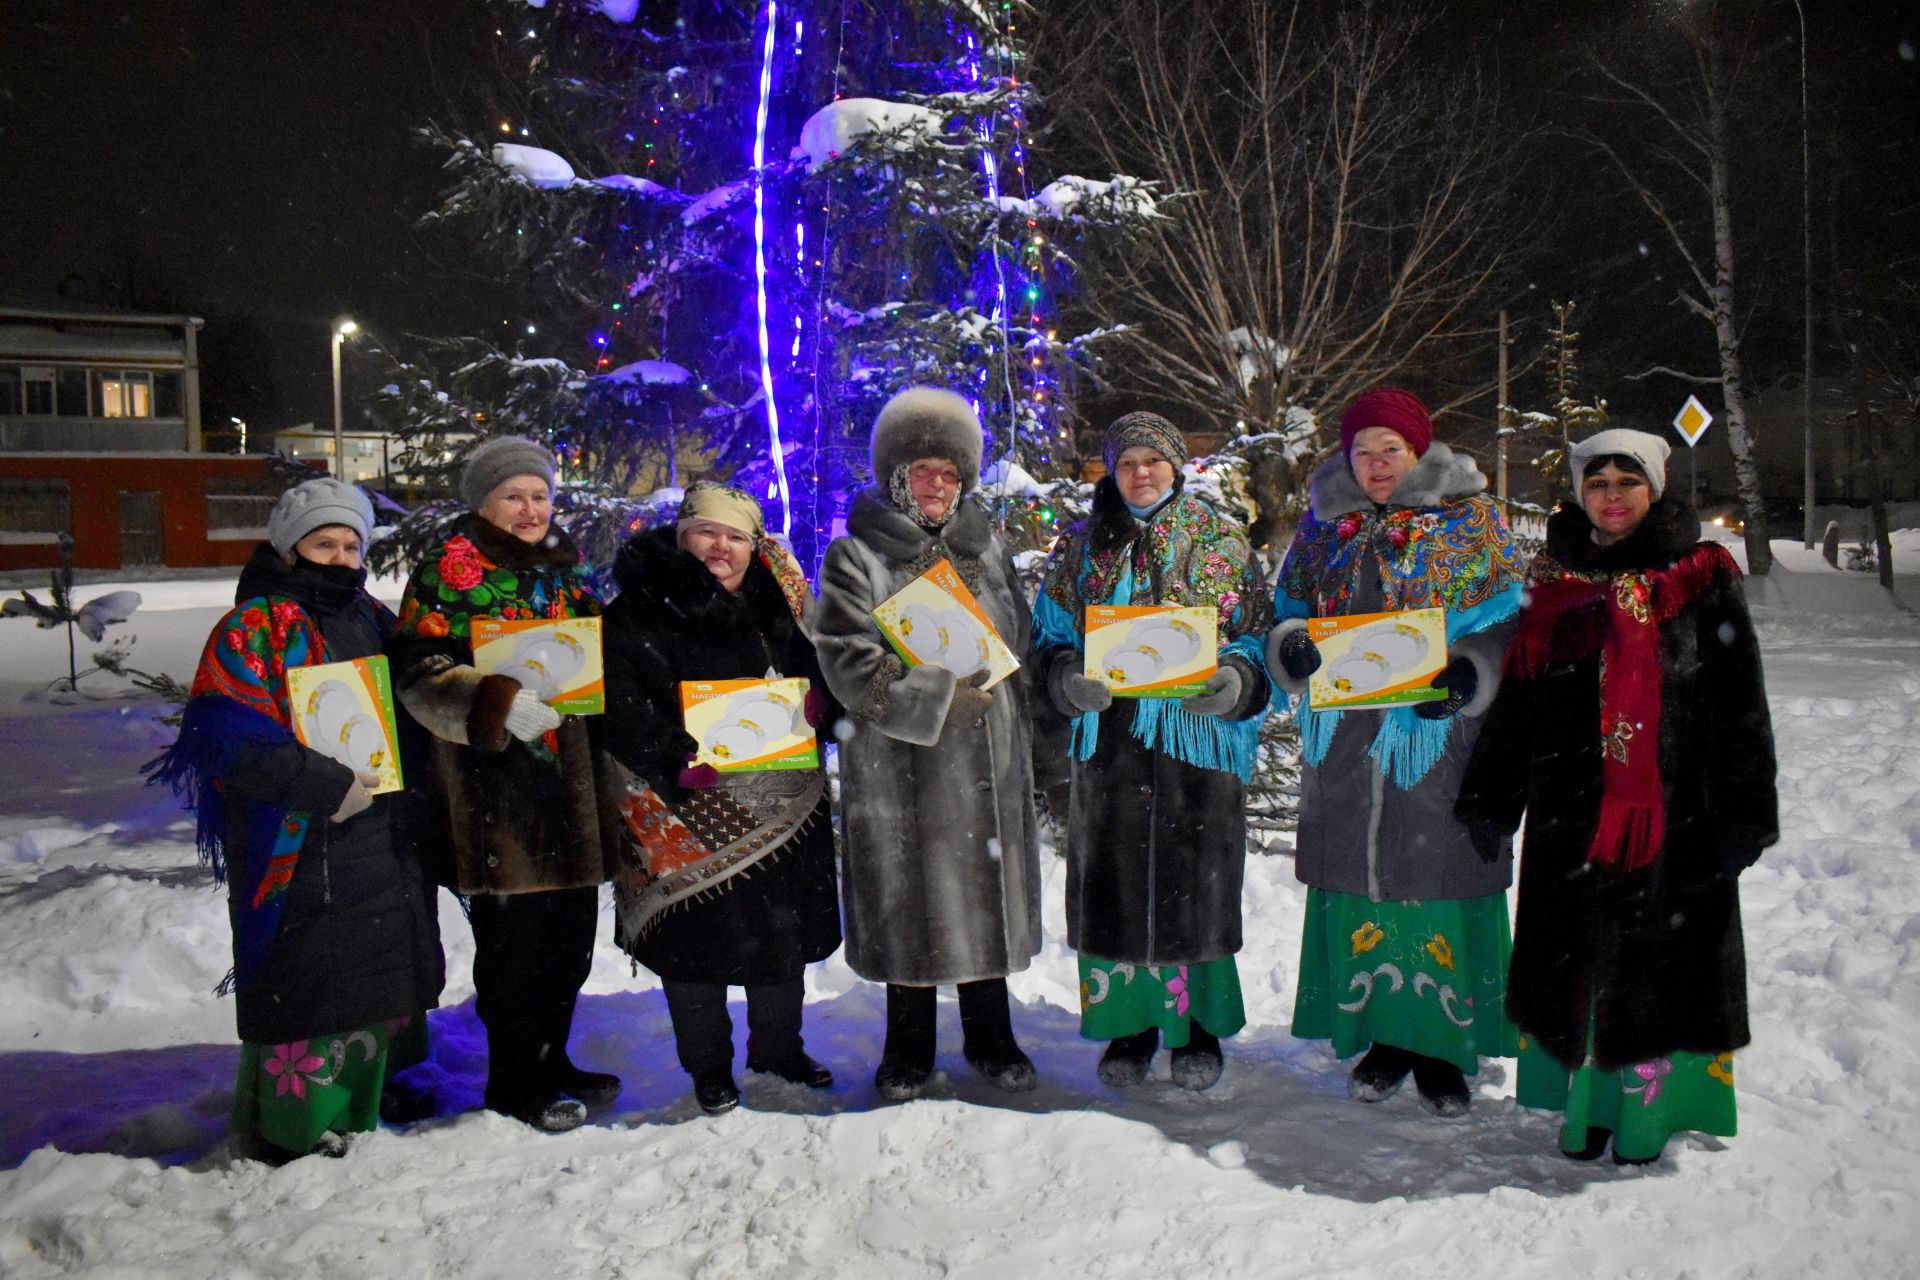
[1517,1035,1737,1161]
[231,1019,400,1154]
[1292,889,1517,1073]
[1077,954,1246,1048]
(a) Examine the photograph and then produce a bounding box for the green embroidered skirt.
[232,1019,399,1154]
[1292,888,1517,1073]
[1517,1035,1737,1161]
[1078,954,1246,1047]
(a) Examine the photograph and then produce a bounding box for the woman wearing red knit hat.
[1265,387,1530,1116]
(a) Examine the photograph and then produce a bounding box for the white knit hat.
[267,478,374,556]
[1569,428,1673,501]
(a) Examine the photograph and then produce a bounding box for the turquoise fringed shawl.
[1032,493,1271,785]
[1279,582,1526,788]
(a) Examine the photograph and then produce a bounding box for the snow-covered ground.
[1,538,1917,1277]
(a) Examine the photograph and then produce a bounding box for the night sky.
[3,0,1915,457]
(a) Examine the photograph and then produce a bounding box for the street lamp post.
[331,317,358,478]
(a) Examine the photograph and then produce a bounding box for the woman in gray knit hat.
[390,436,624,1134]
[813,387,1044,1102]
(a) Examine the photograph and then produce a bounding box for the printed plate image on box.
[681,677,819,772]
[1083,604,1220,698]
[871,558,1020,690]
[1305,606,1448,710]
[472,616,605,715]
[286,656,405,794]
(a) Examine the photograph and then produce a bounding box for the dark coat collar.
[845,486,993,564]
[451,510,583,572]
[1086,474,1190,553]
[1308,441,1487,520]
[1545,495,1702,573]
[611,525,793,640]
[235,542,367,618]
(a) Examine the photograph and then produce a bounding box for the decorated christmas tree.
[372,0,1162,570]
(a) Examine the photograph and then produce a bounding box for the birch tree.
[1037,0,1509,528]
[1580,0,1775,573]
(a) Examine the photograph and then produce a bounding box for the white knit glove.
[330,771,382,823]
[504,688,563,741]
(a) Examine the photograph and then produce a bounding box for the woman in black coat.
[1457,429,1777,1164]
[154,479,444,1161]
[602,482,842,1116]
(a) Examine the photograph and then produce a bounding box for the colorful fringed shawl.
[1275,493,1528,788]
[1506,541,1740,871]
[147,593,391,994]
[1034,486,1271,783]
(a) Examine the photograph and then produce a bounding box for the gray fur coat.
[1269,443,1525,902]
[813,488,1042,985]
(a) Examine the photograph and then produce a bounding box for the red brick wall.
[0,455,276,572]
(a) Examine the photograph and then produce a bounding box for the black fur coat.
[1456,496,1778,1071]
[599,527,842,985]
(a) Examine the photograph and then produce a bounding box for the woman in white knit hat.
[1457,427,1778,1164]
[151,477,444,1161]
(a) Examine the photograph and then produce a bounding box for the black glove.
[1414,656,1479,721]
[1276,628,1322,681]
[1464,820,1508,864]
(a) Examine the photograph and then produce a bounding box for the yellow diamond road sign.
[1673,395,1713,447]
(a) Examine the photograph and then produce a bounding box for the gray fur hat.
[1569,428,1672,501]
[268,478,373,557]
[460,435,557,511]
[870,387,983,493]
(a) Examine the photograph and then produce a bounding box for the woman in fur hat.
[1032,412,1272,1090]
[1266,387,1529,1116]
[1456,429,1775,1164]
[814,387,1043,1102]
[150,478,444,1161]
[390,437,623,1134]
[600,482,842,1116]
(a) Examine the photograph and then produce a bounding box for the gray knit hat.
[1569,428,1672,501]
[870,387,983,493]
[460,435,557,511]
[268,478,374,557]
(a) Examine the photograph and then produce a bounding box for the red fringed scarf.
[1505,541,1740,871]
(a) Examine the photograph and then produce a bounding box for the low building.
[0,305,287,572]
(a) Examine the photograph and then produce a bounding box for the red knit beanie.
[1339,387,1434,458]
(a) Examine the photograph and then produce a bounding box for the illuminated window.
[98,371,154,419]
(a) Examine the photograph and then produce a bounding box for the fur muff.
[391,514,623,896]
[813,488,1042,985]
[1280,445,1522,902]
[870,387,984,493]
[1457,496,1777,1071]
[599,527,842,985]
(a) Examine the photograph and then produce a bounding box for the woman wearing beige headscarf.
[601,482,841,1116]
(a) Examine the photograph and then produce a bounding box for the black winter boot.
[692,1071,740,1115]
[1170,1026,1224,1091]
[1347,1043,1416,1103]
[1097,1029,1159,1087]
[553,1059,624,1107]
[1412,1055,1471,1117]
[876,984,937,1103]
[959,979,1037,1093]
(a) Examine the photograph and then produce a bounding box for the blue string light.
[752,0,793,535]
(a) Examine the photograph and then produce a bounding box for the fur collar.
[1308,441,1487,520]
[611,525,793,639]
[450,510,583,572]
[1545,495,1702,573]
[845,485,993,564]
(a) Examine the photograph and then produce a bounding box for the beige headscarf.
[675,481,810,620]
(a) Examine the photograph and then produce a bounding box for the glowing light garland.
[752,0,793,535]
